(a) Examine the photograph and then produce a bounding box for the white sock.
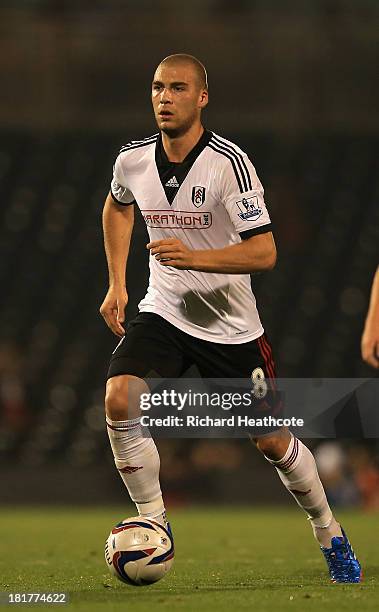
[265,435,342,547]
[106,416,166,524]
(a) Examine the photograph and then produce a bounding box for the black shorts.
[107,312,277,381]
[107,313,282,435]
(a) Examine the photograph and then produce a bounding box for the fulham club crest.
[191,186,206,207]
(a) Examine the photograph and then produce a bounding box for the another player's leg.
[105,373,167,526]
[254,429,362,583]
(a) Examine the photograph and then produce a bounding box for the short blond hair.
[158,54,208,90]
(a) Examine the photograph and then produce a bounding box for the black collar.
[155,129,212,205]
[156,128,212,167]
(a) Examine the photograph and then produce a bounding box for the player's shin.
[265,434,342,547]
[106,416,166,525]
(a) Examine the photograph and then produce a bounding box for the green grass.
[0,507,377,611]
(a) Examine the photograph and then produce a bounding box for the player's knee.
[253,428,292,461]
[105,375,148,421]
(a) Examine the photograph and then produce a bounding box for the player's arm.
[361,266,379,369]
[100,192,134,337]
[147,231,276,273]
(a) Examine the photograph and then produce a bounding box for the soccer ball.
[104,517,174,586]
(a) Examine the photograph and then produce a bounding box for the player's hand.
[99,286,128,337]
[147,238,195,270]
[361,326,379,369]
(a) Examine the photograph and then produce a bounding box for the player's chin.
[160,124,181,138]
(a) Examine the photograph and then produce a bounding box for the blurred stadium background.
[0,0,378,510]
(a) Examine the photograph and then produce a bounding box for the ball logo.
[191,186,206,207]
[237,196,262,221]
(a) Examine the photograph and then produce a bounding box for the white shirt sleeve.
[110,153,135,205]
[220,154,272,238]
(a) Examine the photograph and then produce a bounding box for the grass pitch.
[0,507,377,611]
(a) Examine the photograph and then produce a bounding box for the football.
[104,517,174,586]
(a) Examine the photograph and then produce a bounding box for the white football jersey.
[110,130,272,344]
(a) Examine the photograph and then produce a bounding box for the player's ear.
[199,89,208,109]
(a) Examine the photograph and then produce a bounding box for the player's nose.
[160,88,172,103]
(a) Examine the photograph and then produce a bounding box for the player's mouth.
[159,111,174,119]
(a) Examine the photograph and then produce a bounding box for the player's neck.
[161,124,204,163]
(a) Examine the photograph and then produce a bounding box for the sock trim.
[279,437,299,471]
[273,437,299,472]
[106,416,141,431]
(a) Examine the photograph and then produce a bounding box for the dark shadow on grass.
[71,580,336,600]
